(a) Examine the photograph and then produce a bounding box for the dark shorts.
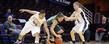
[48,25,63,36]
[54,25,63,33]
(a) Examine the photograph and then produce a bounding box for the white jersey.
[71,10,84,25]
[27,11,46,27]
[71,8,89,33]
[20,11,46,37]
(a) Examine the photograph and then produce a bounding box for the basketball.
[55,37,63,44]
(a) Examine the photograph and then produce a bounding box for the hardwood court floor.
[1,41,109,44]
[62,41,109,44]
[22,41,109,44]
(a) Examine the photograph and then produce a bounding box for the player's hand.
[19,9,26,13]
[46,39,51,44]
[46,39,49,42]
[46,35,51,44]
[56,35,61,38]
[64,16,68,19]
[64,16,69,21]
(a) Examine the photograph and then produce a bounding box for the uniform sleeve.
[44,17,47,22]
[35,11,40,15]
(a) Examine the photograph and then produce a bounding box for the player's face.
[58,17,64,22]
[39,13,45,19]
[73,3,79,11]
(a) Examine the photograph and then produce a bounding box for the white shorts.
[20,22,40,37]
[71,24,84,33]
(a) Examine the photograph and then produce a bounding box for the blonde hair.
[73,2,81,8]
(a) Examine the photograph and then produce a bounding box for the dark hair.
[56,12,64,20]
[39,10,46,17]
[40,10,45,13]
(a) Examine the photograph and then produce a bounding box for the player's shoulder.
[37,11,40,14]
[33,11,40,17]
[43,17,47,21]
[34,11,40,15]
[79,8,83,12]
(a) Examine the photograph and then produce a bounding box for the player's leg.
[34,33,40,44]
[78,25,85,44]
[78,32,85,44]
[70,31,76,44]
[15,22,32,44]
[70,26,78,44]
[32,27,40,44]
[78,32,85,42]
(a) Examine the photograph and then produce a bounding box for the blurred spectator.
[3,15,21,43]
[4,15,21,35]
[95,15,106,42]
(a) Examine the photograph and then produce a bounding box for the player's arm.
[19,9,38,14]
[64,12,76,21]
[50,20,58,37]
[43,21,50,40]
[64,16,76,21]
[69,16,76,21]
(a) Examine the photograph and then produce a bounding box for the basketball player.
[15,9,50,44]
[65,2,91,44]
[47,12,64,44]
